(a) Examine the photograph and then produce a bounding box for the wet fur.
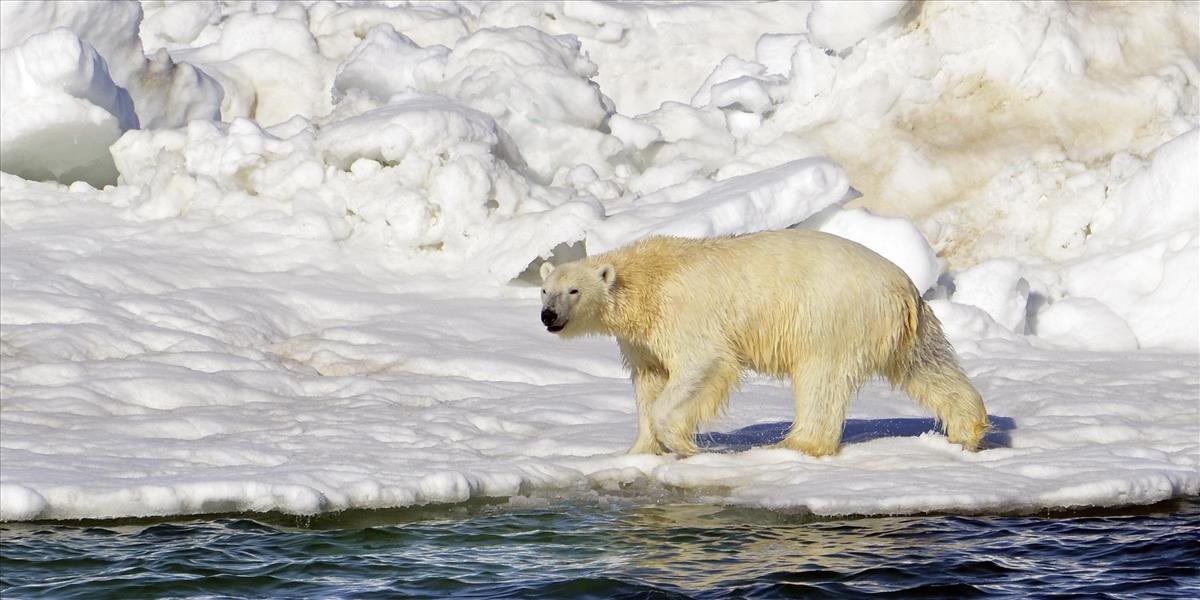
[541,230,988,457]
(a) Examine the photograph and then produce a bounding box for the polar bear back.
[595,230,918,377]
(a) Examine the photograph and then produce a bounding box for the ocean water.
[3,496,1198,599]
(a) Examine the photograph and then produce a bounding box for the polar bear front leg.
[650,371,704,457]
[650,360,738,457]
[629,368,666,455]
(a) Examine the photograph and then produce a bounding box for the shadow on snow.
[697,416,1015,453]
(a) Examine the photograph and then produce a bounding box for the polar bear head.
[539,260,616,336]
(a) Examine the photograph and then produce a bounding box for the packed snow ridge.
[0,1,1196,521]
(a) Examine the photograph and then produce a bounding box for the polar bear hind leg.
[779,358,859,457]
[895,301,990,451]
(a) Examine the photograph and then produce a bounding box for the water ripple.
[2,498,1198,598]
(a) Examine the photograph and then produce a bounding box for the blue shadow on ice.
[696,416,1015,453]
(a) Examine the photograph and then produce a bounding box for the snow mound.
[441,26,619,183]
[1035,298,1139,352]
[110,64,856,286]
[0,28,136,187]
[807,0,912,54]
[590,157,850,254]
[950,260,1031,335]
[813,208,942,294]
[0,0,221,186]
[331,25,449,104]
[1,1,222,128]
[933,125,1198,352]
[1055,129,1199,352]
[0,484,47,522]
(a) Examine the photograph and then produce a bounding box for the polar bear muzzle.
[540,293,570,333]
[541,307,567,332]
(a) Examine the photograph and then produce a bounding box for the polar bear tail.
[894,297,990,451]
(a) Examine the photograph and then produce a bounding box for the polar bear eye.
[569,289,579,295]
[541,288,546,295]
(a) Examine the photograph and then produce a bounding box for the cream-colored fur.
[539,230,988,457]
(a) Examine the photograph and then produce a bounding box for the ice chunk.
[0,484,47,522]
[950,260,1030,334]
[1036,298,1139,352]
[1,0,221,130]
[331,24,448,103]
[806,0,911,53]
[785,36,838,102]
[310,1,470,54]
[315,98,511,171]
[441,26,621,182]
[755,33,807,77]
[0,29,136,186]
[1,0,147,86]
[691,55,767,107]
[710,76,773,115]
[608,113,662,151]
[167,10,327,125]
[630,102,735,189]
[139,0,220,52]
[590,157,849,253]
[927,299,1023,347]
[1061,238,1198,352]
[1091,129,1198,250]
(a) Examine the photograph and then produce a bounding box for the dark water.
[3,497,1198,599]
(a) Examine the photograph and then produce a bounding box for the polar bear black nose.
[541,308,558,326]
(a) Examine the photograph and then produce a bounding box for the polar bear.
[539,230,988,457]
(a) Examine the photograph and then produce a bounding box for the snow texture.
[0,0,1197,521]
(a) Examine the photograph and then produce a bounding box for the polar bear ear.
[598,264,617,288]
[539,261,556,281]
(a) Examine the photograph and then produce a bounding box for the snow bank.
[108,99,845,285]
[103,5,860,286]
[1054,129,1200,351]
[941,128,1199,352]
[1,179,1195,521]
[477,1,816,116]
[476,0,1193,278]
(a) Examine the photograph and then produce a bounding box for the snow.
[0,0,222,128]
[806,0,911,54]
[810,208,942,294]
[0,28,136,187]
[1035,298,1139,352]
[0,0,219,186]
[949,260,1031,335]
[1054,129,1200,351]
[1,1,1197,521]
[589,157,850,254]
